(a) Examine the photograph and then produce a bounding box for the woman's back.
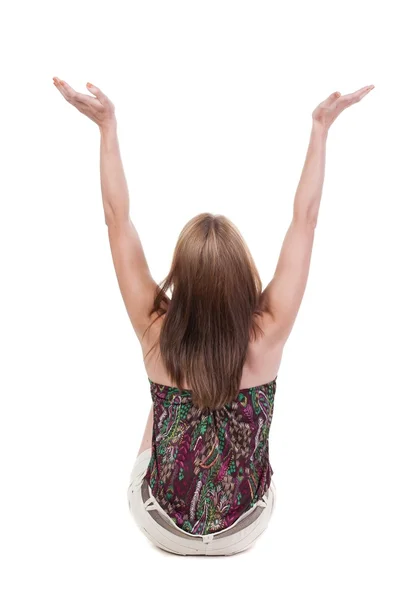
[142,311,284,390]
[141,312,283,535]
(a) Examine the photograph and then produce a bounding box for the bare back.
[140,311,284,389]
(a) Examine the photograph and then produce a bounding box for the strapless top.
[143,376,277,535]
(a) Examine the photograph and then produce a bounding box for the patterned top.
[144,376,277,535]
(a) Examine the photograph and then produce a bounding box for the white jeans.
[127,448,277,556]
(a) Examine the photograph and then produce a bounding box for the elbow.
[306,213,318,228]
[293,210,318,229]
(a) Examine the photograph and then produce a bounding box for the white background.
[1,1,393,598]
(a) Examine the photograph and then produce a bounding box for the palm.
[312,85,374,128]
[53,77,115,127]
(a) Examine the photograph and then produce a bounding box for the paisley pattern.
[144,376,277,536]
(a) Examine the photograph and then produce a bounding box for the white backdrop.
[1,1,393,598]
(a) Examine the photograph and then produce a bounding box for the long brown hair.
[142,213,267,410]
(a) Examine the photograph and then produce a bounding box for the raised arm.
[99,118,160,339]
[261,85,374,345]
[53,77,160,341]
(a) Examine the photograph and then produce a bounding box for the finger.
[338,85,374,106]
[321,91,341,107]
[356,84,375,100]
[56,79,79,104]
[53,78,70,102]
[86,82,108,104]
[350,84,375,98]
[53,81,70,102]
[53,77,94,106]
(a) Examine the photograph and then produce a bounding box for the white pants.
[127,448,277,556]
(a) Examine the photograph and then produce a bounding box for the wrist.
[99,118,117,136]
[311,119,329,139]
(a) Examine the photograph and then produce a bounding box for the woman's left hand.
[53,77,116,130]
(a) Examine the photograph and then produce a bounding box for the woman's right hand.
[312,85,374,131]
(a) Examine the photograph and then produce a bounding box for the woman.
[53,77,374,555]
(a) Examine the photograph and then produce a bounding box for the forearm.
[99,120,130,225]
[293,121,328,225]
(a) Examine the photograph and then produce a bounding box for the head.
[143,213,266,409]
